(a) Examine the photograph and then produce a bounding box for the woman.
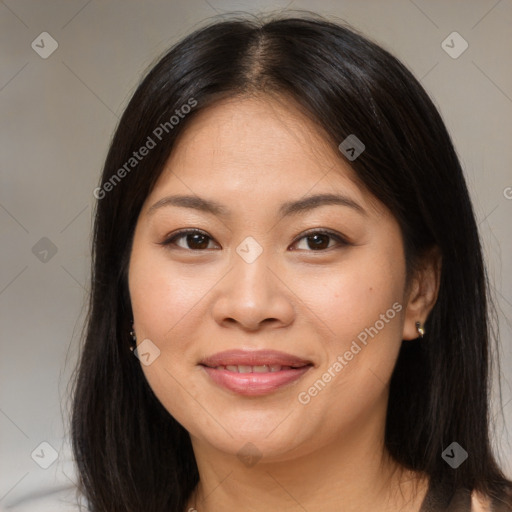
[70,13,512,512]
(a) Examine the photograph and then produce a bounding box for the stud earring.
[129,323,136,351]
[415,321,425,339]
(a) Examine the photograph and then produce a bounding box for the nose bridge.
[231,240,274,304]
[211,236,294,330]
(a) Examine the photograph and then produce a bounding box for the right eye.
[159,229,219,251]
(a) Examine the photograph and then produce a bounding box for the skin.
[128,95,441,512]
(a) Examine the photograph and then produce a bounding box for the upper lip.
[200,349,313,368]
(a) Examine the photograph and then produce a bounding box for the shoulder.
[471,490,492,511]
[471,488,512,511]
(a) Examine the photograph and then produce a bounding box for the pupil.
[189,234,208,249]
[309,234,328,250]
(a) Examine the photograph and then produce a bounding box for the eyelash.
[159,228,350,252]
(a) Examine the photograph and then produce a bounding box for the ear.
[402,246,442,340]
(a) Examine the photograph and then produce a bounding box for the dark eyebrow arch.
[147,192,367,218]
[279,193,367,217]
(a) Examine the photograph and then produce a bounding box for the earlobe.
[402,246,442,341]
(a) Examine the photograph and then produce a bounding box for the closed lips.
[211,364,310,373]
[199,349,314,371]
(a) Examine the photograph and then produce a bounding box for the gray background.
[1,0,511,509]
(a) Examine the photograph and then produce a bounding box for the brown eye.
[160,228,349,252]
[292,230,349,251]
[160,229,217,251]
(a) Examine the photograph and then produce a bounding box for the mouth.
[202,363,311,373]
[199,349,314,396]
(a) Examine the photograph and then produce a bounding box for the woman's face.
[128,95,417,462]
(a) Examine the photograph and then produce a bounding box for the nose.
[211,248,295,332]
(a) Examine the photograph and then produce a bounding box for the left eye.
[292,231,347,251]
[160,229,348,252]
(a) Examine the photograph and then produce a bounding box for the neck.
[185,411,429,512]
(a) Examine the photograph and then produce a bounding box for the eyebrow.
[147,192,367,218]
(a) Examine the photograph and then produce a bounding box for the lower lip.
[201,365,312,396]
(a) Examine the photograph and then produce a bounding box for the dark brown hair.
[70,13,512,511]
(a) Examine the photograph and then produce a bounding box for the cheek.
[128,245,209,341]
[128,244,211,422]
[293,241,406,402]
[294,247,405,343]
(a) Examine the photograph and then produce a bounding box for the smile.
[200,361,312,397]
[199,349,314,396]
[211,364,307,373]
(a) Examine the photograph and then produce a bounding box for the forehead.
[169,95,343,177]
[147,95,381,217]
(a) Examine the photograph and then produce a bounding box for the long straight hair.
[70,13,512,511]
